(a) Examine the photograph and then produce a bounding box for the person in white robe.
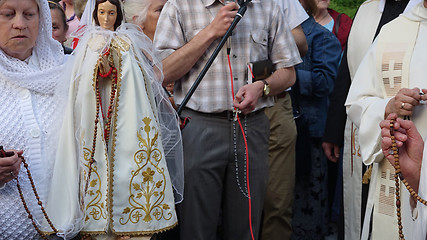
[43,0,184,239]
[326,0,421,238]
[345,1,427,238]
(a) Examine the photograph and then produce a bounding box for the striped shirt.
[154,0,302,113]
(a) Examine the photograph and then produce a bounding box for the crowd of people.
[2,0,427,239]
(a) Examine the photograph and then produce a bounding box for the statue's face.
[97,1,117,31]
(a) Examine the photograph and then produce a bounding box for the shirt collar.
[202,0,221,7]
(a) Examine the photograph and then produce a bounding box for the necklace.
[390,118,427,240]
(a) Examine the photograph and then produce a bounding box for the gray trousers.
[179,108,270,240]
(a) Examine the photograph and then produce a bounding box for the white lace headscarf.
[75,0,184,203]
[0,0,66,95]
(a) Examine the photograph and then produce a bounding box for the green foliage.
[330,0,366,19]
[332,0,365,7]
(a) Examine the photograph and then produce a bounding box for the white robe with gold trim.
[342,1,383,239]
[45,31,178,238]
[346,3,427,239]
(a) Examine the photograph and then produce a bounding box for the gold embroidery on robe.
[82,147,107,222]
[119,117,172,225]
[111,37,130,52]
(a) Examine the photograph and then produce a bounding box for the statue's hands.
[98,54,111,76]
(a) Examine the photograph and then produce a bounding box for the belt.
[277,91,287,99]
[183,107,264,121]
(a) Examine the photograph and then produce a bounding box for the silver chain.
[233,115,248,198]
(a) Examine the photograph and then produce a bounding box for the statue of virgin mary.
[43,0,184,239]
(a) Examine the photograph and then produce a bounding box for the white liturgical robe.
[346,2,427,239]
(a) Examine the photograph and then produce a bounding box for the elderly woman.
[124,0,176,108]
[123,0,167,41]
[0,0,68,238]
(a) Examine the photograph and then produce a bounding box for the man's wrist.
[261,79,270,97]
[254,80,265,97]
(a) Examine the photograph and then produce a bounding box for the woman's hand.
[380,113,423,192]
[0,150,23,184]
